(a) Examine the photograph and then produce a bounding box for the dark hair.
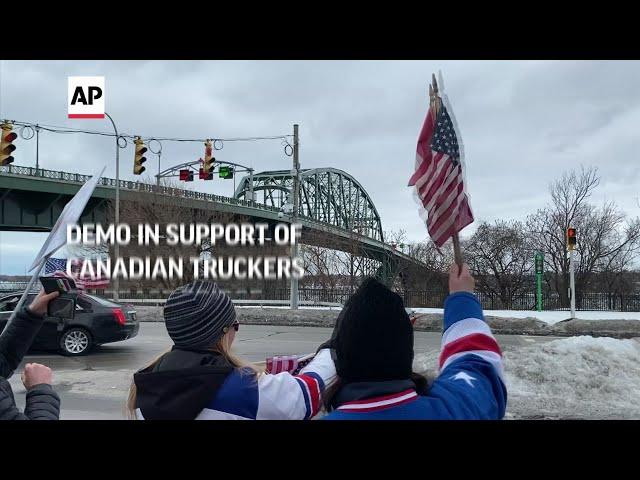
[321,277,429,411]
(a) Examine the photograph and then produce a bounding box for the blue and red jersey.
[323,292,507,420]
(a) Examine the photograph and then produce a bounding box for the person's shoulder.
[0,376,13,392]
[207,368,260,419]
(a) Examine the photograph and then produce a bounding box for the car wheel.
[59,328,93,356]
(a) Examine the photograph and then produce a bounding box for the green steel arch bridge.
[0,164,425,283]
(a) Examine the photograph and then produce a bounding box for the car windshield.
[84,294,121,308]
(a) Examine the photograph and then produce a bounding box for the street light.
[104,112,123,302]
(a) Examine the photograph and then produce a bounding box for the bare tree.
[527,166,640,306]
[464,220,533,307]
[108,178,264,292]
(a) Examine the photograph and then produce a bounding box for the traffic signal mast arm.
[155,158,251,183]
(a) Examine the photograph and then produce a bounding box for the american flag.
[266,354,315,375]
[408,91,474,248]
[44,257,110,291]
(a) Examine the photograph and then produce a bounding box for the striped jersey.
[323,292,507,420]
[134,348,336,420]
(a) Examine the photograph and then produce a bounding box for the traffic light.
[567,228,577,250]
[179,169,194,182]
[199,167,213,180]
[0,122,17,167]
[133,136,147,175]
[203,139,214,176]
[219,165,234,179]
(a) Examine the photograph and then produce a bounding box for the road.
[9,323,560,419]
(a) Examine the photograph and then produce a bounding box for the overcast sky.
[1,60,639,275]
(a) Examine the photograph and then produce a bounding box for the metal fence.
[401,290,640,312]
[1,164,279,212]
[3,278,639,311]
[25,287,635,312]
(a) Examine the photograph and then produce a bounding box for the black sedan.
[0,291,139,356]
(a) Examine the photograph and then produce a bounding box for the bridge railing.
[2,164,421,263]
[1,164,283,212]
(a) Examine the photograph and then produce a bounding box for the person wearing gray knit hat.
[129,279,338,420]
[164,280,237,349]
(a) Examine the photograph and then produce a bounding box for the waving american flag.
[408,84,474,248]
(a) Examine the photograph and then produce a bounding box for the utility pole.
[567,228,577,319]
[290,124,300,310]
[35,125,40,172]
[569,248,576,318]
[104,112,120,302]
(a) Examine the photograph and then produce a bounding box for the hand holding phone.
[28,289,60,317]
[38,277,77,319]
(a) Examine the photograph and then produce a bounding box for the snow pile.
[414,336,640,419]
[505,336,640,419]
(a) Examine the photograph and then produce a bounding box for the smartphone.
[40,276,69,294]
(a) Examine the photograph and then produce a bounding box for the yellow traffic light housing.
[133,136,147,175]
[0,121,17,166]
[203,139,214,175]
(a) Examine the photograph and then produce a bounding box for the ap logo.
[68,76,105,118]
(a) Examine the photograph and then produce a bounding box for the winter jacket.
[133,347,336,420]
[322,292,507,420]
[0,307,61,420]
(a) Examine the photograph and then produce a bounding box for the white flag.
[29,165,106,271]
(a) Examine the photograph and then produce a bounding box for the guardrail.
[118,298,342,309]
[3,281,640,311]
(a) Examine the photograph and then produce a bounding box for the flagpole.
[430,73,463,269]
[4,258,47,330]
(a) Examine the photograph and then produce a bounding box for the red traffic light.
[4,132,17,143]
[199,168,213,180]
[567,227,577,249]
[179,169,193,182]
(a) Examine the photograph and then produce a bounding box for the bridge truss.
[234,168,385,243]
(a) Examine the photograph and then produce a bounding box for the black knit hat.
[164,281,236,349]
[334,278,413,383]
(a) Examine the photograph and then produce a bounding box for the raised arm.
[0,290,59,379]
[428,264,507,419]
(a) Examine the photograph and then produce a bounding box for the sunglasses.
[223,321,240,334]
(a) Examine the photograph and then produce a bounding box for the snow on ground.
[136,304,640,325]
[9,368,136,400]
[414,336,640,419]
[410,308,640,325]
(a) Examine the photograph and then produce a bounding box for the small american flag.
[44,257,110,291]
[408,87,474,247]
[266,354,315,375]
[44,257,67,275]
